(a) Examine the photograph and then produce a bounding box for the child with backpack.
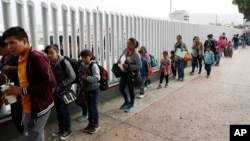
[137,49,149,99]
[45,44,76,140]
[204,46,215,78]
[78,49,101,134]
[158,51,170,89]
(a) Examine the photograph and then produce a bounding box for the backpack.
[149,54,158,67]
[60,56,80,84]
[89,62,109,91]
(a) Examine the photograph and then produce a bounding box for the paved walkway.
[12,47,250,141]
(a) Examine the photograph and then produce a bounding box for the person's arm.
[3,65,17,73]
[86,63,100,83]
[59,59,76,87]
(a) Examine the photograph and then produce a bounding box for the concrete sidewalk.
[12,47,250,141]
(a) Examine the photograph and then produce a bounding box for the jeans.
[177,60,185,79]
[85,88,99,125]
[234,42,238,49]
[119,75,135,107]
[191,56,202,73]
[55,96,71,132]
[205,64,212,76]
[215,52,222,65]
[140,75,147,95]
[171,66,176,77]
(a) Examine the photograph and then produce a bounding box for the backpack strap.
[60,57,68,76]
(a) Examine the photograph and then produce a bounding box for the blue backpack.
[149,54,158,67]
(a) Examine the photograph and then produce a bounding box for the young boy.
[170,51,176,79]
[158,51,170,89]
[204,46,215,78]
[138,49,149,99]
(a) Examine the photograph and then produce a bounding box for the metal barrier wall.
[0,0,243,83]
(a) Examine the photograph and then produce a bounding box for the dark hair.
[176,35,182,39]
[207,34,212,38]
[170,50,175,55]
[44,44,59,53]
[80,49,95,60]
[0,36,6,47]
[2,26,29,44]
[163,51,168,55]
[128,38,139,48]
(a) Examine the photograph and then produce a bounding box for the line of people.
[0,26,246,141]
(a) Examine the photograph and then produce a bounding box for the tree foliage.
[232,0,250,20]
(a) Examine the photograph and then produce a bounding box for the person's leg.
[171,66,176,78]
[10,96,23,134]
[55,102,65,132]
[198,57,202,74]
[207,64,212,76]
[191,57,197,73]
[179,60,185,79]
[22,110,51,141]
[139,75,147,95]
[158,72,164,89]
[119,75,130,105]
[87,89,100,133]
[62,104,71,133]
[164,74,169,88]
[177,60,181,79]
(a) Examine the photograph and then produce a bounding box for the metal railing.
[1,0,243,83]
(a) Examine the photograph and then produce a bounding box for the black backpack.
[89,62,109,91]
[60,56,80,84]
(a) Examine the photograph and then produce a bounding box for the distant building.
[169,10,190,22]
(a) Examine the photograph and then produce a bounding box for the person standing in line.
[189,36,204,75]
[139,46,152,89]
[44,45,75,140]
[174,35,187,81]
[78,49,101,134]
[117,38,142,113]
[232,34,239,49]
[215,36,224,66]
[0,36,23,134]
[204,34,217,63]
[170,50,176,79]
[3,26,57,141]
[204,45,215,78]
[157,51,170,89]
[137,48,149,99]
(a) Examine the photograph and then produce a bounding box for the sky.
[37,0,241,17]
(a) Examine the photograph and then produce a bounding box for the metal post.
[62,4,69,57]
[16,0,25,28]
[27,0,36,49]
[70,6,77,59]
[2,0,11,30]
[41,2,49,47]
[51,3,59,46]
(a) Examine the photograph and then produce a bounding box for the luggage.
[224,47,233,57]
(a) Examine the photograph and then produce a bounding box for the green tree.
[232,0,250,20]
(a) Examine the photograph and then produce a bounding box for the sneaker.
[137,95,144,99]
[52,130,64,137]
[147,84,151,88]
[120,102,130,110]
[125,106,134,113]
[173,76,176,79]
[180,78,184,81]
[77,115,88,122]
[144,87,147,91]
[164,83,168,88]
[189,72,194,75]
[60,130,72,140]
[88,124,101,134]
[83,124,92,133]
[157,84,162,89]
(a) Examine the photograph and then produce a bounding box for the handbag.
[112,63,122,78]
[127,70,142,87]
[184,53,192,62]
[58,89,77,104]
